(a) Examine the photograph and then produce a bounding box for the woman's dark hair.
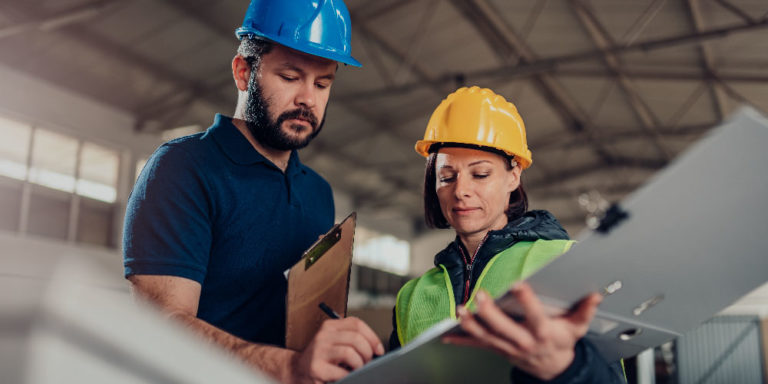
[423,144,528,229]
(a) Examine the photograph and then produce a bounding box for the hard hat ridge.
[236,0,361,67]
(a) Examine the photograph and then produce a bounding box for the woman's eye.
[439,176,456,183]
[280,75,297,81]
[473,173,490,179]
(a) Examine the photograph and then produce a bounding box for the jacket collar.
[435,210,570,269]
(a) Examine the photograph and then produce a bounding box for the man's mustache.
[277,108,318,130]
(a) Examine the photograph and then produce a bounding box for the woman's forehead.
[435,146,505,166]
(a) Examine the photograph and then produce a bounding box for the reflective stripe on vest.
[396,239,574,345]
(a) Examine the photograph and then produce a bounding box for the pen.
[319,302,341,319]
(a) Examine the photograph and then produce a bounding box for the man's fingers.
[310,358,352,383]
[328,345,366,370]
[328,317,385,356]
[326,330,376,361]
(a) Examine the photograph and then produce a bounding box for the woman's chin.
[451,221,485,236]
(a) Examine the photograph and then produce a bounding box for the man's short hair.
[237,37,274,69]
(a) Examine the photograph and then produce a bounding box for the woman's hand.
[442,282,602,380]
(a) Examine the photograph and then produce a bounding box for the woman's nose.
[454,174,471,198]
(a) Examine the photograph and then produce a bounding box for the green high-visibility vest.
[395,239,574,345]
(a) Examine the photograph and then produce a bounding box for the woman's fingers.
[473,290,536,350]
[564,293,602,337]
[510,282,547,333]
[457,304,524,358]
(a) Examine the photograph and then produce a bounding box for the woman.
[390,87,625,383]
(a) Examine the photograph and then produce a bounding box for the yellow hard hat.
[415,86,532,169]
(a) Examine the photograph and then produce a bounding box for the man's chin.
[283,122,313,135]
[281,131,314,149]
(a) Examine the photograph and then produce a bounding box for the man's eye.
[280,75,297,81]
[439,176,456,183]
[316,82,329,89]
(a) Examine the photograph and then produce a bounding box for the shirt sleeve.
[123,143,213,284]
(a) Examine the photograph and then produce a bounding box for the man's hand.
[442,282,601,380]
[291,317,385,384]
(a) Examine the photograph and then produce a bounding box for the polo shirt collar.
[209,114,302,173]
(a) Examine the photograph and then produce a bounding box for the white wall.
[0,63,162,156]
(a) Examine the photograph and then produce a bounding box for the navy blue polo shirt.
[123,114,334,346]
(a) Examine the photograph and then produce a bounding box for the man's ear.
[232,55,252,92]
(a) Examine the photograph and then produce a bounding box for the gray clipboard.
[497,106,768,362]
[339,107,768,382]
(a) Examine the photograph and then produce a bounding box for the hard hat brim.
[415,139,532,169]
[236,28,362,67]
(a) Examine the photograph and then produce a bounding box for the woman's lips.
[453,207,479,215]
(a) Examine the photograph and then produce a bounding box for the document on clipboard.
[339,108,768,382]
[285,212,356,351]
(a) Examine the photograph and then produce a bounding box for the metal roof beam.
[351,11,449,97]
[555,68,768,83]
[527,157,666,189]
[352,0,413,22]
[3,2,233,120]
[711,0,759,25]
[532,121,715,152]
[0,0,121,40]
[619,0,668,44]
[335,17,768,101]
[568,0,670,161]
[448,0,616,168]
[685,0,729,120]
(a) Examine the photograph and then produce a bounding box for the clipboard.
[285,212,356,351]
[497,107,768,361]
[339,107,768,382]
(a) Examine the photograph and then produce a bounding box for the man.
[122,1,383,383]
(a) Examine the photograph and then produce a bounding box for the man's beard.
[244,71,325,151]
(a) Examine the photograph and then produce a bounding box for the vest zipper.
[460,235,488,304]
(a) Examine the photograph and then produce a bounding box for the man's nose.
[294,81,316,109]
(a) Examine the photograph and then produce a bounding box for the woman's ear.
[506,165,522,193]
[232,55,252,92]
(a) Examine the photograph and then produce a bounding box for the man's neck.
[231,118,291,172]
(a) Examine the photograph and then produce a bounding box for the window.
[0,113,123,247]
[353,227,411,275]
[28,128,78,192]
[77,143,119,203]
[0,115,32,180]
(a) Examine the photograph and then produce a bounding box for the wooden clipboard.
[285,212,356,351]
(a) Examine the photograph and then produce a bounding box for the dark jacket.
[389,210,626,383]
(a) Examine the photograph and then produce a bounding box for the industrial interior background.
[1,1,767,383]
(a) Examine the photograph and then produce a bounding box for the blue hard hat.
[236,0,361,67]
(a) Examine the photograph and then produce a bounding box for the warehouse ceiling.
[1,0,767,237]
